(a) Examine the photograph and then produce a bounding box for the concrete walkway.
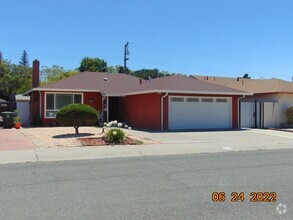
[0,129,36,151]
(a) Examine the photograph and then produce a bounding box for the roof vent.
[104,77,108,81]
[139,78,143,85]
[148,76,152,84]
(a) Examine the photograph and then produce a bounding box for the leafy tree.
[56,104,99,134]
[0,57,32,98]
[19,50,29,67]
[41,65,78,83]
[106,66,115,73]
[78,57,107,72]
[243,73,250,79]
[131,69,162,80]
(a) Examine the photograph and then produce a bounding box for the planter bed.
[79,137,143,146]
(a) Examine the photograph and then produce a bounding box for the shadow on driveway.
[131,128,250,133]
[52,133,95,139]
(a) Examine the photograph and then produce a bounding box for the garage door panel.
[169,96,232,130]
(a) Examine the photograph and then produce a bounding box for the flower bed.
[78,137,143,146]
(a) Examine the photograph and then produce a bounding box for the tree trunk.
[74,126,79,134]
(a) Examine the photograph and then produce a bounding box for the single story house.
[192,75,293,128]
[24,60,250,130]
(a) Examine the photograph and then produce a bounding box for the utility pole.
[0,51,2,76]
[124,42,129,74]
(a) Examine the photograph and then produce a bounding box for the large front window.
[45,93,82,118]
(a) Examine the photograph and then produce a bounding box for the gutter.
[161,92,168,130]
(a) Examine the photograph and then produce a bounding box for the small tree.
[56,104,98,134]
[285,106,293,124]
[19,50,29,67]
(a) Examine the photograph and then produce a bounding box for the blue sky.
[1,0,293,80]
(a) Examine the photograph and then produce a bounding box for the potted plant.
[13,110,21,129]
[14,116,21,129]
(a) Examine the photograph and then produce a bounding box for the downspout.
[238,95,246,128]
[161,93,168,131]
[39,91,42,121]
[106,96,109,123]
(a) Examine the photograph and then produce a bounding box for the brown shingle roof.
[128,75,248,95]
[28,72,249,95]
[39,72,142,94]
[192,75,293,94]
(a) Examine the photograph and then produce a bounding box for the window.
[171,97,184,102]
[186,98,199,102]
[45,93,82,118]
[202,98,213,103]
[216,98,228,103]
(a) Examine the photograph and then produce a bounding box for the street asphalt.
[0,148,292,220]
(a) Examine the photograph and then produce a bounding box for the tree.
[243,73,250,79]
[131,69,162,79]
[41,65,78,83]
[19,50,29,67]
[78,57,107,72]
[56,104,99,134]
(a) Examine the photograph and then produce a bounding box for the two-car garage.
[168,96,232,130]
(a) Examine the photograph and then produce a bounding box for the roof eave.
[122,90,252,96]
[23,88,100,95]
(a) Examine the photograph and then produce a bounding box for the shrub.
[285,106,293,124]
[56,104,98,134]
[105,128,125,144]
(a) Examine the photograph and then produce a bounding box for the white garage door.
[169,96,232,130]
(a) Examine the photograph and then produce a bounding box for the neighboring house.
[24,60,249,130]
[16,94,30,126]
[192,75,293,128]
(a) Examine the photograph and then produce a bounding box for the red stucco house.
[25,60,250,130]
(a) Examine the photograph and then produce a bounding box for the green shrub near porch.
[56,104,98,134]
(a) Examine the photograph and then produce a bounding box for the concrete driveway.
[127,128,293,152]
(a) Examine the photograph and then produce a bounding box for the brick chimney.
[32,59,40,88]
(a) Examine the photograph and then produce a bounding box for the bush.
[105,128,125,144]
[285,106,293,124]
[56,104,98,134]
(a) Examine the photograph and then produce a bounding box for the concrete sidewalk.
[1,138,293,164]
[0,129,36,151]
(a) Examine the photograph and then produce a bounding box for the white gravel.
[22,126,158,148]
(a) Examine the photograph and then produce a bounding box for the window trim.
[44,92,84,119]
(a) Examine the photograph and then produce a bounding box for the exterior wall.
[29,91,41,126]
[123,93,161,130]
[276,94,293,126]
[39,91,102,126]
